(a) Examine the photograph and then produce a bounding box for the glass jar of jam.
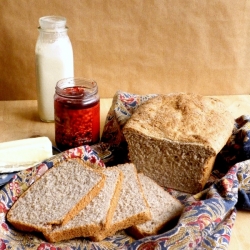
[54,77,100,151]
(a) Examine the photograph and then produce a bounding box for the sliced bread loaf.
[43,167,123,242]
[127,173,183,238]
[123,93,235,193]
[91,163,152,241]
[7,158,106,233]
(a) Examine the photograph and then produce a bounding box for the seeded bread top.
[123,93,234,153]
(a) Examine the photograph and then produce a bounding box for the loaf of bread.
[123,93,235,193]
[43,167,123,243]
[7,158,106,233]
[90,163,152,241]
[127,173,183,238]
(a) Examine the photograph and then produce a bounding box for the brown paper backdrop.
[1,0,250,100]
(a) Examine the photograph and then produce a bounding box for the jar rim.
[55,77,98,99]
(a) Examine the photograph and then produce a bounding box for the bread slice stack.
[7,159,183,243]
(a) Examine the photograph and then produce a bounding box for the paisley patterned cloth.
[1,91,250,249]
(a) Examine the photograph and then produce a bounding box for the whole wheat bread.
[90,163,151,241]
[127,173,183,238]
[43,167,123,242]
[7,158,106,233]
[123,93,234,193]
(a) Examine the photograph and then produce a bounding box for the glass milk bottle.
[35,16,74,122]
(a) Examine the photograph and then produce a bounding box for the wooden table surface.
[0,96,250,249]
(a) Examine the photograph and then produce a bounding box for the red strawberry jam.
[54,78,100,151]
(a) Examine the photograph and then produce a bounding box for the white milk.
[35,16,74,122]
[36,39,73,121]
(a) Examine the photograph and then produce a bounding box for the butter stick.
[0,137,53,173]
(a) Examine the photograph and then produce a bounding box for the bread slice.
[127,173,183,238]
[91,163,152,241]
[7,158,106,233]
[43,167,123,242]
[123,93,235,193]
